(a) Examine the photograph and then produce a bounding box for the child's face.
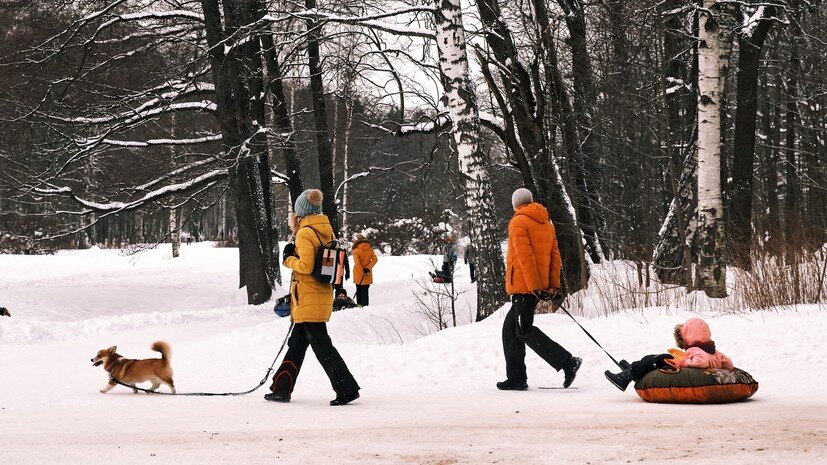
[336,294,346,300]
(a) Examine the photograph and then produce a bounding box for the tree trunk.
[729,7,775,269]
[784,2,801,253]
[304,0,337,231]
[341,97,354,238]
[555,0,609,260]
[476,0,589,293]
[696,0,727,297]
[170,208,181,258]
[764,47,782,253]
[433,0,508,320]
[653,1,695,287]
[254,0,303,202]
[202,0,277,304]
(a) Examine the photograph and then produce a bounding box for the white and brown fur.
[91,341,175,394]
[0,307,10,317]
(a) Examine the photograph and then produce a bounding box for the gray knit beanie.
[294,189,323,217]
[511,188,534,210]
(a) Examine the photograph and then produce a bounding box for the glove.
[363,268,370,274]
[532,289,553,301]
[282,243,296,262]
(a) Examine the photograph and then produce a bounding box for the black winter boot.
[264,391,291,403]
[619,359,631,370]
[563,357,582,388]
[496,380,528,391]
[604,369,634,391]
[330,391,360,406]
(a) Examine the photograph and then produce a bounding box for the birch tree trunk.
[341,98,354,238]
[696,1,727,297]
[170,208,181,258]
[433,0,507,320]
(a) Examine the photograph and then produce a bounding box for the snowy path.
[1,246,825,464]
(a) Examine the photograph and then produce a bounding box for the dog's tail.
[151,341,171,360]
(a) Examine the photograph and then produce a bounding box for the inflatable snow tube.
[634,367,758,404]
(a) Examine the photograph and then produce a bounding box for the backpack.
[302,226,350,286]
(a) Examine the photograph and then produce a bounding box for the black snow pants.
[628,354,674,380]
[270,322,360,398]
[355,284,370,306]
[503,294,573,383]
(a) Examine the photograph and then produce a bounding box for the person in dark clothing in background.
[464,242,476,283]
[441,235,458,280]
[333,288,359,311]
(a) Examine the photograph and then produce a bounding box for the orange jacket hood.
[514,202,551,224]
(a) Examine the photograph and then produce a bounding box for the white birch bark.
[170,207,181,258]
[696,0,727,297]
[342,99,354,238]
[433,0,507,319]
[169,112,181,258]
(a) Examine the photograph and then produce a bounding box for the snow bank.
[1,247,826,464]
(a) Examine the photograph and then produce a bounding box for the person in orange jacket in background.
[498,188,582,391]
[352,233,378,306]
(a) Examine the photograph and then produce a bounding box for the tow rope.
[553,296,624,370]
[109,322,294,396]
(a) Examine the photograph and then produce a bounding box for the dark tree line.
[1,1,824,308]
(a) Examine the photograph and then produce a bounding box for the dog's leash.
[552,296,624,370]
[108,322,294,396]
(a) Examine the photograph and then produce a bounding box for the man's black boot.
[563,357,582,388]
[496,380,528,391]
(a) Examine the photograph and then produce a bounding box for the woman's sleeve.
[284,231,315,274]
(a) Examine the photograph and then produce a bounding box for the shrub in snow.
[0,232,54,255]
[359,218,446,255]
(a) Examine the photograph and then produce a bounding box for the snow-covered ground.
[1,244,825,464]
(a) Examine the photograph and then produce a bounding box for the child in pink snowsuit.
[604,318,734,391]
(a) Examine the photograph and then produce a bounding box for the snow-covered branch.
[34,169,228,215]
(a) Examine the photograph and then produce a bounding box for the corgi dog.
[91,341,175,394]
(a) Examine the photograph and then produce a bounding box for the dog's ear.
[107,346,117,354]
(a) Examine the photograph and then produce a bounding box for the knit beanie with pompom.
[294,189,324,217]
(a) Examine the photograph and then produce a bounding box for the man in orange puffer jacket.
[498,188,582,391]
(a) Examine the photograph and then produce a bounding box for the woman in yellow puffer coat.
[265,189,360,406]
[351,233,378,306]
